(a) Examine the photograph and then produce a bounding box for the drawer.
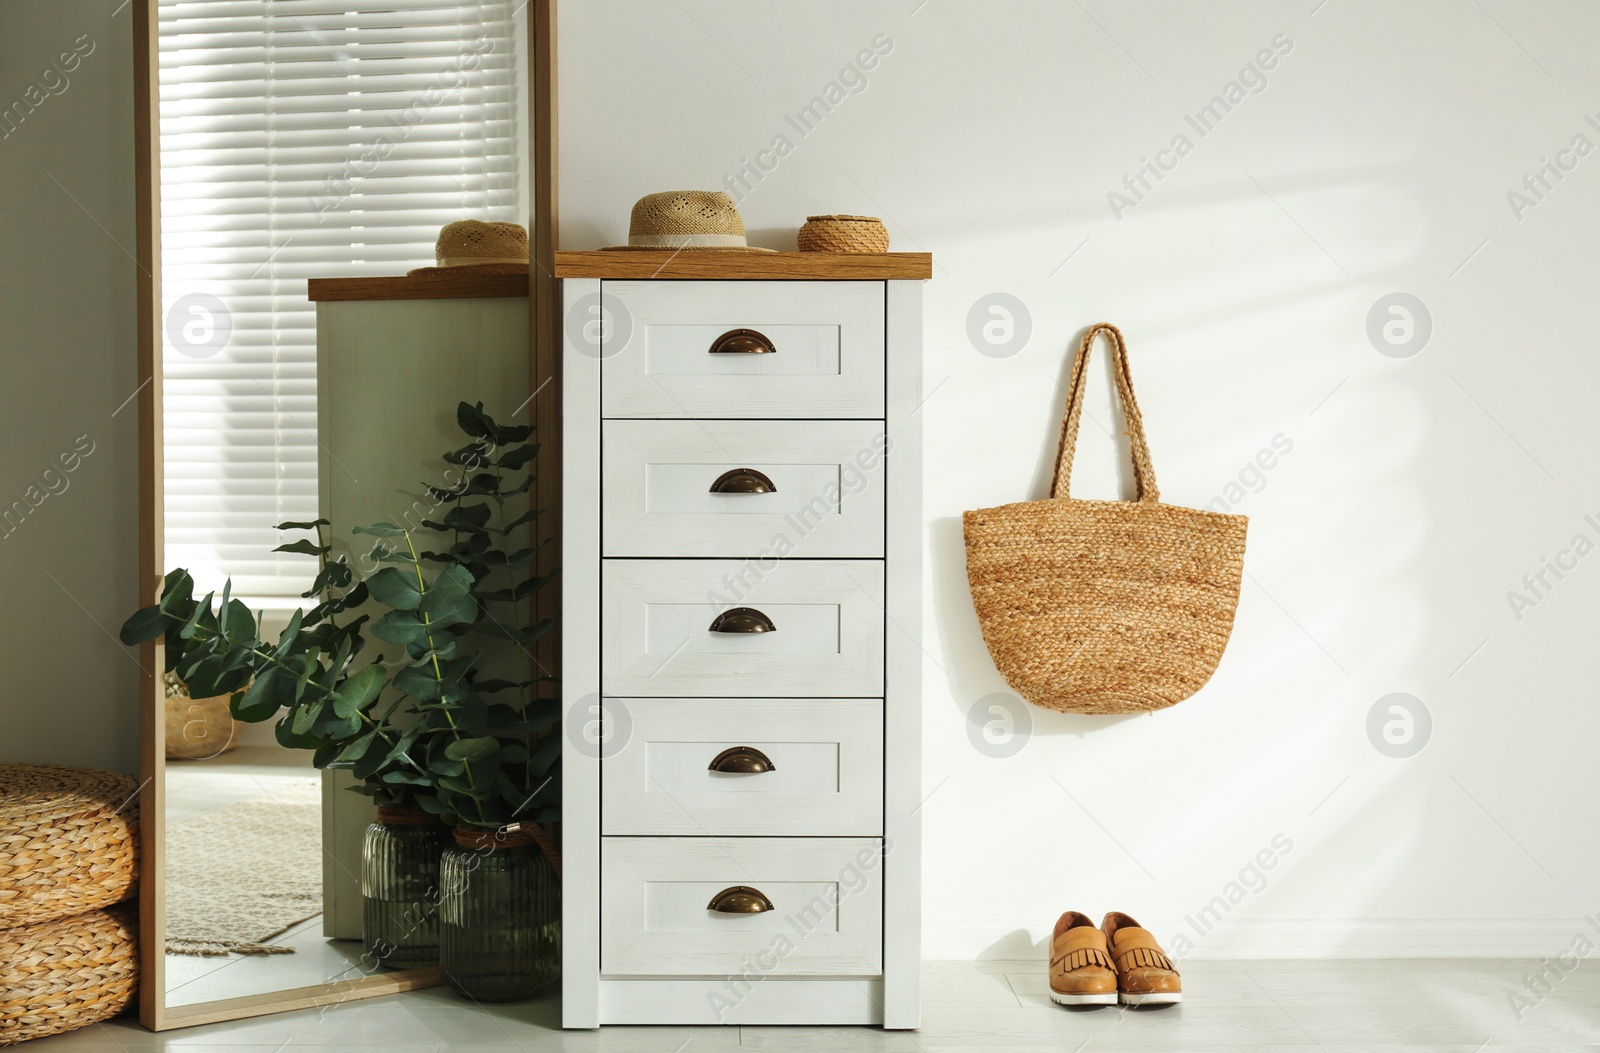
[599,281,885,418]
[601,837,885,977]
[602,698,883,836]
[601,559,884,697]
[602,420,888,558]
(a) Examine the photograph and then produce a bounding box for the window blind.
[159,0,526,604]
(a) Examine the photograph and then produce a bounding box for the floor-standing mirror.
[134,0,558,1030]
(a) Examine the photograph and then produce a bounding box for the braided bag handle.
[1050,322,1160,503]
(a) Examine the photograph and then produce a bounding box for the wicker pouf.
[0,766,138,928]
[0,904,137,1046]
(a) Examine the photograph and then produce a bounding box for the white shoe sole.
[1120,991,1182,1005]
[1048,989,1117,1006]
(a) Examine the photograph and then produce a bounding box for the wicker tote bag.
[962,323,1247,715]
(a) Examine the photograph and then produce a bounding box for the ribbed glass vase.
[439,827,560,1001]
[361,807,450,968]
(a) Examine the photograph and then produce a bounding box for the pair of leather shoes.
[1048,910,1181,1006]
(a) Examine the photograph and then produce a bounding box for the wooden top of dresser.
[553,251,933,280]
[307,273,528,302]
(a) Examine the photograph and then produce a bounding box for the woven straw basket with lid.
[797,214,889,253]
[962,323,1247,714]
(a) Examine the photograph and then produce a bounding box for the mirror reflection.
[144,0,538,1015]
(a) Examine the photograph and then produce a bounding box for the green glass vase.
[439,827,560,1001]
[361,807,450,968]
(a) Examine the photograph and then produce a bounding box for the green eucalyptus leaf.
[407,638,458,663]
[500,508,542,531]
[428,749,466,777]
[442,440,493,467]
[294,652,318,701]
[223,599,256,642]
[371,610,430,646]
[493,422,533,444]
[276,519,330,530]
[352,523,406,538]
[420,565,477,626]
[119,606,167,646]
[472,679,523,695]
[444,736,499,763]
[495,443,539,470]
[275,608,304,655]
[366,567,422,610]
[392,665,442,701]
[497,475,534,499]
[232,665,281,723]
[526,731,562,774]
[159,570,195,612]
[274,715,324,750]
[179,592,214,640]
[183,655,224,697]
[445,503,493,530]
[332,664,385,718]
[273,539,325,557]
[292,700,323,735]
[456,401,495,440]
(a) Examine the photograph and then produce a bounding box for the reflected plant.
[121,402,559,833]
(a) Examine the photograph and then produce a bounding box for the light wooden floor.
[32,958,1600,1050]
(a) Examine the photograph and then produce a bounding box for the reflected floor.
[164,746,344,1007]
[164,914,375,1008]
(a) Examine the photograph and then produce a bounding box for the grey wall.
[0,2,140,774]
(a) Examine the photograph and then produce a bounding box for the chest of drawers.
[558,252,929,1028]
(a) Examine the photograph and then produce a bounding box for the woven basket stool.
[797,214,890,253]
[0,766,138,928]
[0,904,137,1046]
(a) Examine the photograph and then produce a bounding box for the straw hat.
[604,190,774,251]
[408,220,529,276]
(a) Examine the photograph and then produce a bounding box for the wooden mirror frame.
[132,0,560,1030]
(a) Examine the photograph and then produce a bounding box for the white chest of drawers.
[559,252,929,1029]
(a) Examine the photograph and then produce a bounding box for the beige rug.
[165,778,323,956]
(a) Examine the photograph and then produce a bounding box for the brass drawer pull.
[707,886,774,913]
[708,607,776,634]
[708,746,776,773]
[709,468,777,494]
[709,328,776,355]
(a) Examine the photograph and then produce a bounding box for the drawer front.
[601,559,884,697]
[602,698,884,836]
[602,420,888,558]
[599,281,885,419]
[601,837,885,977]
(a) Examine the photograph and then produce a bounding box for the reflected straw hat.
[408,220,529,276]
[604,190,774,251]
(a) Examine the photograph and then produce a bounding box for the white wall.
[0,3,140,775]
[560,0,1600,958]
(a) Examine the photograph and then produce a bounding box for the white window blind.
[159,0,526,605]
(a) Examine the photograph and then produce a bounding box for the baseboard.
[925,917,1600,960]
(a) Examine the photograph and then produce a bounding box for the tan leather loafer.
[1102,911,1182,1005]
[1047,911,1117,1006]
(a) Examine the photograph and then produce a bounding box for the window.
[159,0,527,604]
